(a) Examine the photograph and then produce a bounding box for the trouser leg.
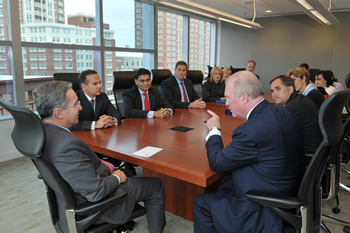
[193,193,217,233]
[125,177,166,233]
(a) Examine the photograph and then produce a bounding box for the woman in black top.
[203,66,225,102]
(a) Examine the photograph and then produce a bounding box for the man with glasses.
[70,69,123,131]
[34,81,166,232]
[122,68,174,118]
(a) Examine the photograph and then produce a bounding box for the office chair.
[53,73,81,92]
[246,90,350,233]
[151,69,172,91]
[112,71,136,117]
[0,99,146,233]
[229,66,245,75]
[186,70,204,98]
[345,73,350,89]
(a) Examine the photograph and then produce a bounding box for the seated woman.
[326,70,345,91]
[222,67,232,81]
[203,66,225,102]
[315,70,338,96]
[288,67,325,108]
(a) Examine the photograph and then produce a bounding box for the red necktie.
[181,82,189,102]
[143,93,150,111]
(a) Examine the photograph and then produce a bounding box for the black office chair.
[112,71,136,117]
[229,66,245,75]
[0,98,146,233]
[53,73,81,92]
[246,90,350,233]
[345,73,350,89]
[151,69,172,91]
[186,70,204,98]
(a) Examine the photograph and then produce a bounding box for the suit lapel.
[134,86,143,110]
[148,88,156,110]
[172,76,182,101]
[78,90,95,119]
[184,79,191,101]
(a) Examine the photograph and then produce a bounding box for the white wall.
[219,11,350,92]
[0,119,22,162]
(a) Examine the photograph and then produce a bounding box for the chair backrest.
[53,73,81,92]
[186,70,204,98]
[113,71,136,116]
[0,99,76,232]
[345,73,350,89]
[298,90,350,232]
[230,67,245,75]
[151,69,172,91]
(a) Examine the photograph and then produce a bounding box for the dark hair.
[78,69,98,88]
[135,68,151,80]
[325,70,338,82]
[175,61,188,70]
[270,75,296,91]
[34,81,72,120]
[247,60,256,66]
[316,70,334,87]
[299,63,309,70]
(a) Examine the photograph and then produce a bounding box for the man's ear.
[135,79,138,85]
[52,107,63,119]
[81,83,86,91]
[241,93,249,105]
[289,85,294,94]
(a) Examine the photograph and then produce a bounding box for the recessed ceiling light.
[265,10,272,13]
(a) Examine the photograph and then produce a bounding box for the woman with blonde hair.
[222,67,232,81]
[288,67,324,108]
[203,66,225,102]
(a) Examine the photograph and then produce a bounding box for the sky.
[64,0,136,48]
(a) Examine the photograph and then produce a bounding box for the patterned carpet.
[0,156,349,232]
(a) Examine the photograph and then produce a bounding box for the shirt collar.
[246,99,265,120]
[83,91,95,102]
[175,75,186,84]
[138,87,149,95]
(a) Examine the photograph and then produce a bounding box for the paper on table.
[132,146,164,157]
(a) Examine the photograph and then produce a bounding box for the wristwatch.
[211,126,221,131]
[111,117,118,124]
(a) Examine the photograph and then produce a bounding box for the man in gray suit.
[34,81,166,232]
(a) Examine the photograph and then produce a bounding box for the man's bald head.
[226,71,264,99]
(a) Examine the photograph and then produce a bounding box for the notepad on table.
[132,146,164,157]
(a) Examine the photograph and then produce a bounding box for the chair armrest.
[245,190,301,209]
[75,189,127,215]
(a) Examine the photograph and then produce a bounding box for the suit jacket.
[206,100,304,232]
[42,123,135,228]
[202,81,225,102]
[70,89,123,130]
[286,91,323,153]
[306,89,325,109]
[160,76,200,109]
[122,85,174,118]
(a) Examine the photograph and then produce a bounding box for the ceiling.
[174,0,350,20]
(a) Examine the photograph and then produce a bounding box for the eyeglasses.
[67,100,81,108]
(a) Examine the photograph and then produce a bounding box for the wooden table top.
[72,93,273,188]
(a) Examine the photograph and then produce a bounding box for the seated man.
[270,75,323,153]
[245,60,260,80]
[34,81,166,232]
[161,61,206,109]
[70,69,123,131]
[193,71,304,232]
[122,68,174,118]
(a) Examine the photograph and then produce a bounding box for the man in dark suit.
[193,71,304,232]
[122,68,174,118]
[270,75,322,153]
[161,61,206,109]
[34,81,166,232]
[245,60,260,80]
[70,69,123,131]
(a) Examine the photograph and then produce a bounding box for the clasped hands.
[154,108,171,118]
[96,115,116,129]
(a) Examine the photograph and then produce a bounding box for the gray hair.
[34,81,72,119]
[226,71,264,99]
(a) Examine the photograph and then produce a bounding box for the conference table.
[72,93,273,221]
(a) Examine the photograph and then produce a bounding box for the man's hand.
[112,170,127,183]
[206,110,221,130]
[95,115,116,128]
[190,98,206,109]
[154,108,171,118]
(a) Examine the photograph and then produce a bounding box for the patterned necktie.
[90,99,94,111]
[143,93,150,111]
[181,82,189,102]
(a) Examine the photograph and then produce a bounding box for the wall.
[0,119,22,162]
[220,11,350,92]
